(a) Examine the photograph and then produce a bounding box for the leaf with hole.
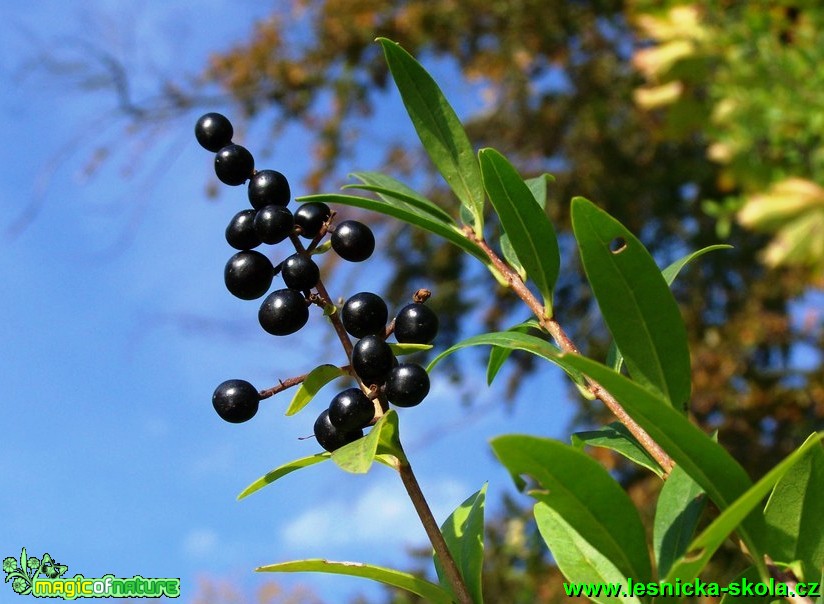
[434,484,487,604]
[285,364,348,416]
[379,38,485,233]
[258,559,453,603]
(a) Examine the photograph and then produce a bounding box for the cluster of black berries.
[198,112,438,452]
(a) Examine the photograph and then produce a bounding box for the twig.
[766,556,814,604]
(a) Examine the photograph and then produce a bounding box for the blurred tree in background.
[53,1,824,600]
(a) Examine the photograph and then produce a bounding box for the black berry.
[331,220,375,262]
[328,388,375,431]
[225,209,261,250]
[394,303,439,344]
[342,292,388,338]
[259,288,309,335]
[215,144,254,186]
[195,113,233,152]
[314,409,363,452]
[254,205,294,244]
[352,335,395,385]
[294,202,331,239]
[385,364,430,408]
[212,379,259,423]
[282,253,320,291]
[248,170,291,209]
[224,251,274,300]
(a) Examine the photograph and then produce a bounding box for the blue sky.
[0,3,573,602]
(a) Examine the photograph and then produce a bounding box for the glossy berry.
[294,202,331,239]
[248,170,291,209]
[394,303,439,344]
[342,292,388,338]
[212,379,259,423]
[281,254,320,291]
[258,288,309,335]
[215,144,254,186]
[195,113,233,152]
[224,251,273,300]
[314,409,363,452]
[352,335,395,385]
[331,220,375,262]
[328,388,374,431]
[385,364,430,408]
[225,209,261,250]
[254,205,294,244]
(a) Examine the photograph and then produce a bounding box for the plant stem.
[398,461,473,604]
[465,228,675,475]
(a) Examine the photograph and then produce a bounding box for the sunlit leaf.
[285,364,348,416]
[524,173,554,209]
[238,454,330,500]
[388,343,433,357]
[486,320,541,385]
[331,410,406,473]
[346,172,456,223]
[572,422,663,477]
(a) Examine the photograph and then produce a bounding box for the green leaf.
[719,566,773,604]
[299,193,492,269]
[653,464,706,578]
[331,410,406,473]
[480,148,560,312]
[378,38,485,233]
[258,559,453,603]
[524,173,553,209]
[238,454,331,500]
[661,433,824,597]
[606,244,733,375]
[486,320,541,385]
[764,433,824,580]
[556,353,766,569]
[388,343,433,357]
[534,503,643,604]
[571,197,691,407]
[491,435,652,584]
[286,364,348,416]
[572,422,663,478]
[499,233,527,281]
[434,484,487,604]
[346,172,456,223]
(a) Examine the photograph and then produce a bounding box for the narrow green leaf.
[299,193,491,268]
[491,435,652,584]
[606,244,733,375]
[258,559,453,603]
[480,148,560,312]
[653,464,706,578]
[434,484,487,604]
[571,197,690,407]
[238,454,330,500]
[486,320,541,385]
[719,566,773,604]
[660,433,824,598]
[572,422,663,478]
[388,343,433,357]
[763,433,824,580]
[534,503,643,604]
[557,353,764,564]
[499,233,527,281]
[346,172,455,223]
[286,364,347,416]
[331,410,406,473]
[378,38,485,233]
[524,173,554,209]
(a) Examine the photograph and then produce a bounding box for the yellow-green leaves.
[571,197,690,407]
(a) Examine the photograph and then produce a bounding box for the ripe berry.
[394,303,439,344]
[281,253,320,291]
[225,209,261,250]
[258,288,309,335]
[314,409,363,452]
[331,220,375,262]
[342,292,388,338]
[215,144,254,186]
[212,379,259,423]
[254,205,294,244]
[328,388,374,431]
[224,251,274,300]
[294,202,331,239]
[385,364,430,408]
[248,170,291,209]
[195,113,233,152]
[352,335,395,385]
